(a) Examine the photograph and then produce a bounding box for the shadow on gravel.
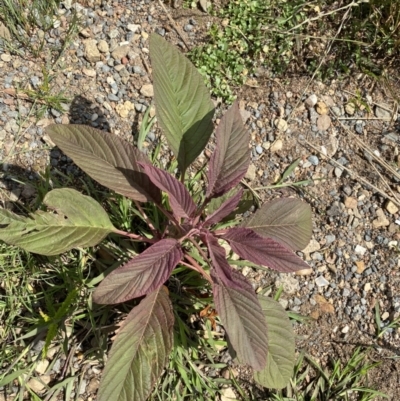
[0,94,115,208]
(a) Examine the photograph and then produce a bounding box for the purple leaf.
[242,198,312,251]
[212,269,268,370]
[206,101,250,198]
[205,233,239,288]
[97,287,174,401]
[46,124,161,203]
[93,239,183,304]
[204,188,243,226]
[222,227,309,273]
[139,163,196,219]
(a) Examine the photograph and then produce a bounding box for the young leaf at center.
[97,287,174,401]
[138,163,196,220]
[206,100,250,198]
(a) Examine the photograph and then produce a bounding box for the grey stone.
[127,24,140,33]
[308,155,319,166]
[108,93,119,102]
[255,145,263,154]
[375,103,396,121]
[315,276,329,287]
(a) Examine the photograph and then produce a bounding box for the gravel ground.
[1,0,400,399]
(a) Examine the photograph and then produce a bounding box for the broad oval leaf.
[97,287,174,401]
[150,34,214,172]
[222,227,309,273]
[204,188,243,226]
[138,163,196,220]
[93,239,183,304]
[46,124,161,203]
[212,269,268,371]
[243,198,312,251]
[0,188,115,255]
[254,296,295,389]
[206,101,250,198]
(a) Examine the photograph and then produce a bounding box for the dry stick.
[284,0,363,33]
[343,89,398,112]
[333,113,400,183]
[158,0,190,50]
[287,4,351,123]
[369,158,399,204]
[299,138,400,207]
[337,117,393,120]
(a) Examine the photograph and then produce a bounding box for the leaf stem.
[183,253,212,283]
[187,238,211,266]
[133,200,158,237]
[212,229,228,236]
[113,229,157,243]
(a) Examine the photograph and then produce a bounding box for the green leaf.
[46,124,161,203]
[254,296,295,389]
[212,268,268,370]
[243,198,312,251]
[97,287,174,401]
[0,188,115,255]
[150,33,215,172]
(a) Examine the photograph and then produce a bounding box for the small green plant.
[374,301,400,339]
[188,0,310,101]
[0,0,80,59]
[0,34,312,401]
[270,348,386,400]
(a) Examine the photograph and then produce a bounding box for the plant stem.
[188,238,210,264]
[184,253,212,284]
[133,200,158,237]
[113,229,157,243]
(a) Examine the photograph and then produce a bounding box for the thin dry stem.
[299,138,400,207]
[158,0,190,49]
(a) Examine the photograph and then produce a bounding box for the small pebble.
[308,155,319,166]
[315,276,329,287]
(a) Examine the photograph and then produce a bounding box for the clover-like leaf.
[138,163,196,220]
[0,188,115,255]
[97,287,174,401]
[150,34,214,173]
[254,296,295,389]
[243,198,312,251]
[206,101,249,198]
[212,269,268,371]
[222,227,309,273]
[93,239,183,304]
[46,124,161,203]
[204,188,243,226]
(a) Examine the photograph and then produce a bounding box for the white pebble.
[354,245,367,256]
